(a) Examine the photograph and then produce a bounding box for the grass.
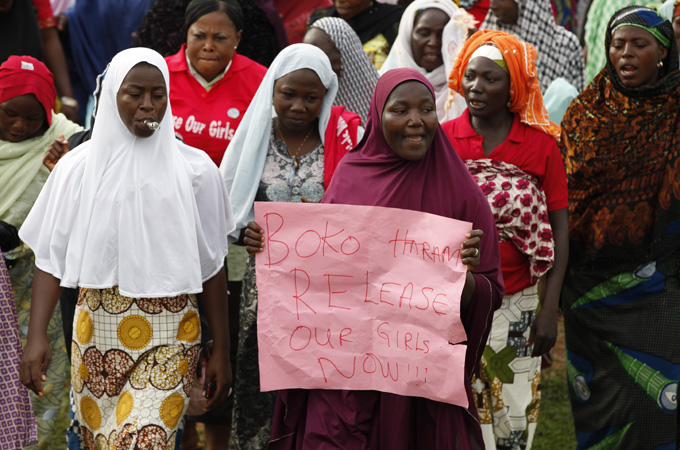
[532,320,578,450]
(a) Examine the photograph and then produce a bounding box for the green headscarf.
[0,113,82,228]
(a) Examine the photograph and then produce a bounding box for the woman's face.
[333,0,371,20]
[381,81,437,161]
[489,0,519,25]
[303,28,342,76]
[186,10,242,82]
[609,25,667,88]
[411,8,450,73]
[461,57,511,120]
[116,63,168,138]
[273,69,326,134]
[0,94,46,142]
[672,16,680,53]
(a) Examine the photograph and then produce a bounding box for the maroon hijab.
[266,69,504,449]
[323,71,503,354]
[324,68,492,224]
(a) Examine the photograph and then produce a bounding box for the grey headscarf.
[309,17,379,124]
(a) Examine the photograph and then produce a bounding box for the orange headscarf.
[448,30,560,137]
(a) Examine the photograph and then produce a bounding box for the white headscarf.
[20,48,234,298]
[379,0,471,122]
[220,44,338,242]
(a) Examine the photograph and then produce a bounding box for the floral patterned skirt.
[71,287,201,449]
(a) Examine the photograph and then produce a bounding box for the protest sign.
[255,202,472,407]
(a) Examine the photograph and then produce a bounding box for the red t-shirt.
[466,0,490,27]
[442,110,568,294]
[166,47,267,166]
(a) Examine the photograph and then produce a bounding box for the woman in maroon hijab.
[261,68,504,449]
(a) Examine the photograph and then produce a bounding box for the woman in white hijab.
[220,43,364,449]
[19,47,235,448]
[379,0,475,122]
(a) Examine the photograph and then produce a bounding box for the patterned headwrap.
[448,30,560,137]
[309,17,379,124]
[0,56,56,125]
[611,6,670,47]
[606,5,680,97]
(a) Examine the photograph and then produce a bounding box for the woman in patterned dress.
[220,43,362,449]
[18,47,235,449]
[443,30,568,450]
[0,55,82,449]
[560,7,680,448]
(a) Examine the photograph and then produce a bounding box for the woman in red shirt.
[443,30,568,450]
[165,0,267,167]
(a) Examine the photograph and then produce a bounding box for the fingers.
[527,323,536,348]
[44,137,70,171]
[202,359,232,411]
[461,230,481,270]
[466,229,483,239]
[203,378,231,411]
[531,334,557,357]
[527,326,557,357]
[20,359,45,396]
[244,221,264,254]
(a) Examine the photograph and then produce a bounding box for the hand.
[527,306,558,357]
[44,134,70,171]
[20,337,52,396]
[243,221,264,255]
[60,104,79,123]
[461,229,483,271]
[202,347,232,411]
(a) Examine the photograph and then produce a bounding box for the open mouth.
[468,99,485,108]
[404,135,425,143]
[619,64,637,77]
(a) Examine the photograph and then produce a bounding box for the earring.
[506,98,512,108]
[657,60,664,68]
[234,46,238,49]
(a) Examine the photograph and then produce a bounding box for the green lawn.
[532,321,577,450]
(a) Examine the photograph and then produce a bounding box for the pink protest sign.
[254,202,472,408]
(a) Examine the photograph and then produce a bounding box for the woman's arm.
[20,268,63,396]
[196,266,231,410]
[40,27,79,122]
[528,207,568,356]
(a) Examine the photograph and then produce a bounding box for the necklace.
[275,118,314,170]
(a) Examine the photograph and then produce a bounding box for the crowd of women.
[2,0,680,449]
